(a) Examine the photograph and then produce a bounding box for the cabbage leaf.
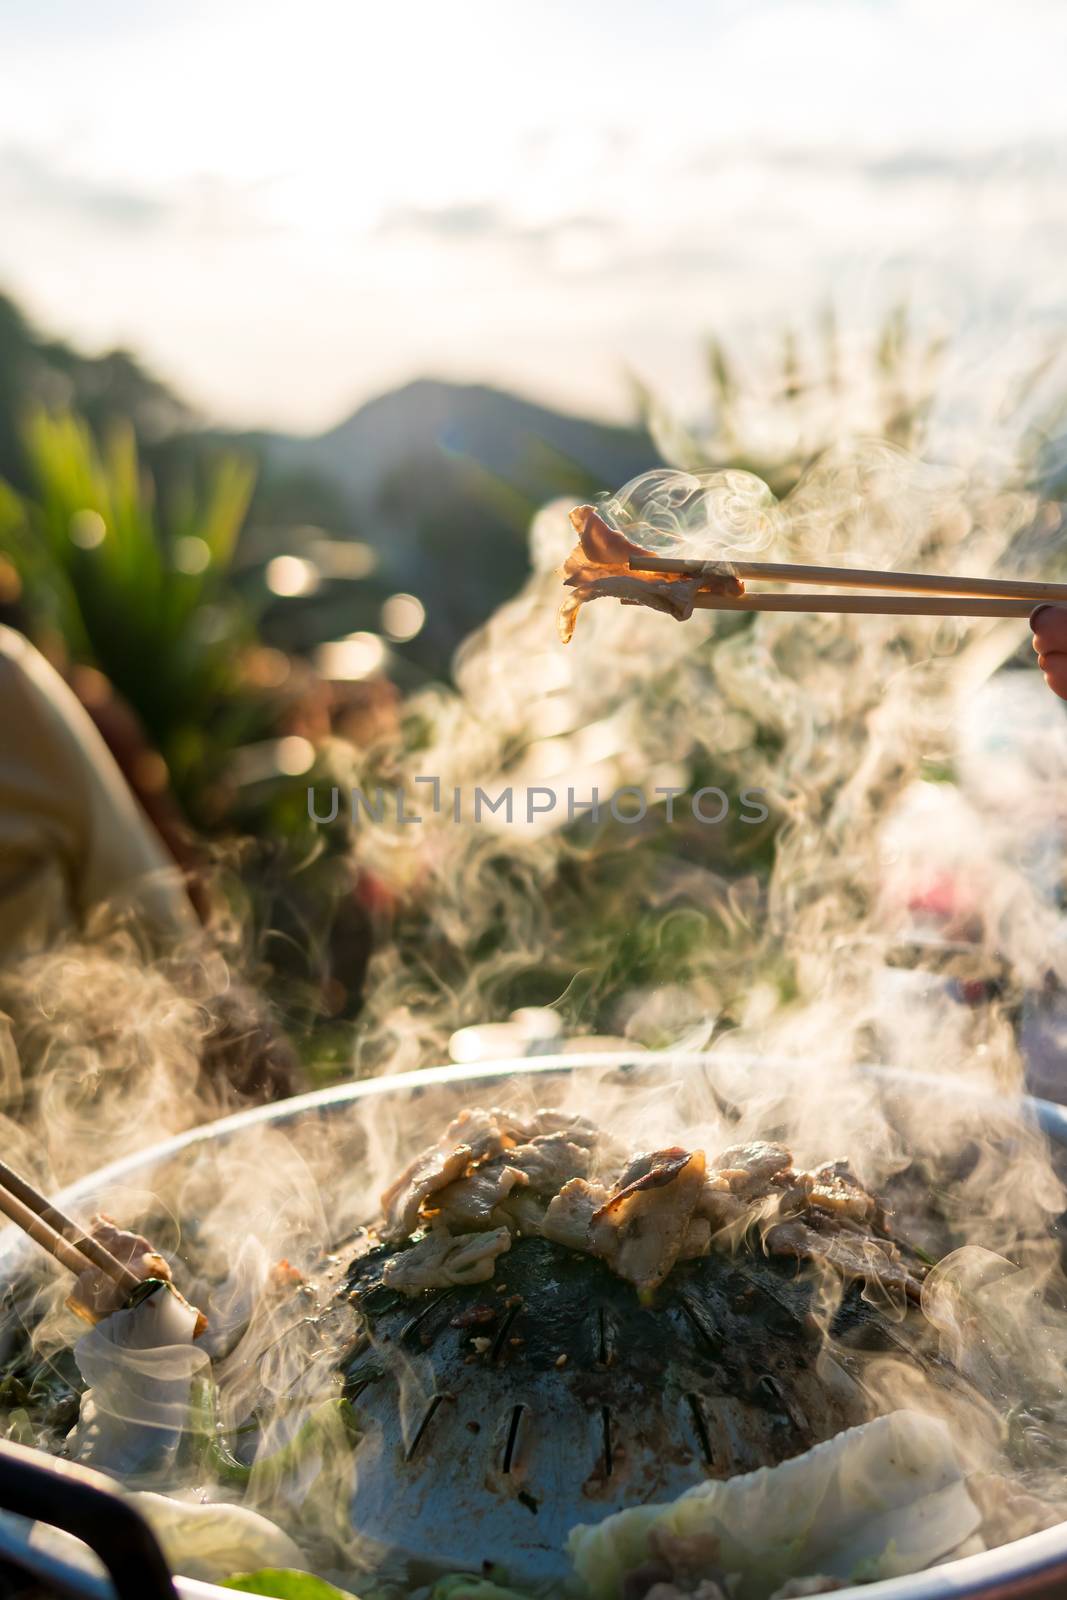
[567,1410,982,1600]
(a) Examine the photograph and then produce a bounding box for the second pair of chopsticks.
[0,1157,141,1295]
[629,555,1067,618]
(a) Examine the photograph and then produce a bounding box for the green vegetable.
[182,1378,361,1494]
[247,1398,361,1498]
[128,1492,305,1584]
[2,1406,36,1446]
[183,1376,254,1486]
[568,1411,980,1600]
[222,1569,360,1599]
[430,1576,534,1600]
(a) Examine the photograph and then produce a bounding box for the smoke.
[601,466,778,560]
[0,936,208,1191]
[4,323,1067,1585]
[336,415,1062,1096]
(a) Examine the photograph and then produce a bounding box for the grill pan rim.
[1,1050,1065,1600]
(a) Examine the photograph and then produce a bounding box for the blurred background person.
[0,618,198,964]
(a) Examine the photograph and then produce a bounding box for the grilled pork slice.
[67,1215,207,1337]
[435,1135,592,1233]
[432,1162,529,1230]
[710,1140,793,1195]
[697,1141,793,1234]
[381,1224,511,1293]
[541,1177,611,1251]
[375,1108,929,1303]
[762,1218,923,1302]
[380,1107,600,1241]
[503,1108,599,1147]
[591,1148,707,1295]
[506,1133,592,1192]
[558,505,744,643]
[68,1215,174,1322]
[803,1159,882,1225]
[380,1142,475,1243]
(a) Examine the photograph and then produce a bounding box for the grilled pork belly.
[68,1215,174,1322]
[558,505,745,643]
[381,1223,512,1292]
[375,1107,928,1303]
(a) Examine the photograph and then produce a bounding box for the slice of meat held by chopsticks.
[557,504,745,643]
[0,1156,206,1335]
[558,503,1067,635]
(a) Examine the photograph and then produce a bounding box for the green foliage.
[636,301,946,496]
[0,292,194,491]
[222,1572,359,1599]
[430,1576,534,1600]
[0,411,267,813]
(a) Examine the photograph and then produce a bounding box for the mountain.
[0,290,661,672]
[282,378,656,514]
[232,379,660,669]
[0,292,195,489]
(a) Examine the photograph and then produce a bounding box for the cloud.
[688,139,1066,187]
[378,203,505,240]
[376,203,616,250]
[0,145,166,228]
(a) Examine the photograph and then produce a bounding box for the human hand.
[1030,605,1067,701]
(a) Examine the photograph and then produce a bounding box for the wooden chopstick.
[692,593,1033,618]
[0,1185,100,1280]
[629,555,1067,603]
[0,1159,140,1293]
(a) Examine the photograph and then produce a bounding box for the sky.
[1,0,1066,432]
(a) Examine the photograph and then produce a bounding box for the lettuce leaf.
[128,1491,306,1583]
[431,1577,535,1600]
[222,1570,360,1598]
[567,1410,982,1600]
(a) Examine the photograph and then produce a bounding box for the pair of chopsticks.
[0,1157,141,1298]
[628,555,1067,618]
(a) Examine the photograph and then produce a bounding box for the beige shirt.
[0,626,196,963]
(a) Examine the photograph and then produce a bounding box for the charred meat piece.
[432,1162,529,1230]
[803,1159,882,1226]
[762,1218,923,1301]
[709,1140,793,1195]
[558,505,744,643]
[697,1141,793,1234]
[380,1142,474,1243]
[381,1107,599,1242]
[506,1133,592,1192]
[541,1177,611,1251]
[611,1148,702,1197]
[68,1215,173,1322]
[381,1224,512,1294]
[591,1148,707,1295]
[499,1107,599,1148]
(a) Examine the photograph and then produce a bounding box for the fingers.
[1038,653,1067,700]
[1030,604,1067,656]
[1030,606,1067,699]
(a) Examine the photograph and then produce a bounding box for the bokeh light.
[265,555,321,597]
[315,632,386,680]
[173,535,211,575]
[69,510,105,550]
[381,592,425,642]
